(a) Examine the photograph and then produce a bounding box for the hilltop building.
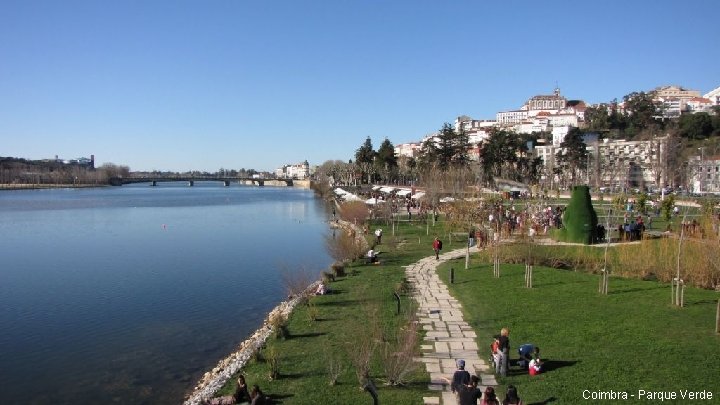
[651,85,709,118]
[493,88,586,144]
[704,86,720,105]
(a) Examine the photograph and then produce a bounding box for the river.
[0,183,332,404]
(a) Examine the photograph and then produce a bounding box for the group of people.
[451,359,524,405]
[489,328,543,378]
[206,375,267,405]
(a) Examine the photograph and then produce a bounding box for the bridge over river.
[109,176,306,188]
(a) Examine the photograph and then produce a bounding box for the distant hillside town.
[389,84,720,194]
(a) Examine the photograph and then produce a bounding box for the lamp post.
[698,147,705,193]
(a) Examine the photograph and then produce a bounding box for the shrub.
[322,271,335,284]
[381,315,420,386]
[327,356,346,386]
[557,185,598,244]
[307,302,319,323]
[269,313,289,340]
[331,262,346,278]
[325,230,365,264]
[394,278,411,295]
[266,346,281,380]
[338,201,369,224]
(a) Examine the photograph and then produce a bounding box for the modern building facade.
[535,136,670,190]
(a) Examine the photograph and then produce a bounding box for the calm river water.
[0,183,332,404]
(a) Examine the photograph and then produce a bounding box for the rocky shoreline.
[183,218,363,405]
[183,280,320,405]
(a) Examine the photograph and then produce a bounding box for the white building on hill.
[704,86,720,105]
[275,160,310,179]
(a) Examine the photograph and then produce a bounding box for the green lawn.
[437,258,720,404]
[208,215,719,405]
[213,220,446,404]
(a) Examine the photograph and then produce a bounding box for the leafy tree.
[585,104,610,131]
[479,129,519,183]
[355,137,376,184]
[375,138,398,184]
[678,113,713,139]
[608,99,627,134]
[417,123,469,171]
[623,92,659,137]
[555,128,588,185]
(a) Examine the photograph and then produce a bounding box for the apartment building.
[535,136,670,190]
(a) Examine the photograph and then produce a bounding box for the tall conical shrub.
[558,185,598,244]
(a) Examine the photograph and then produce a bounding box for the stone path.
[406,247,497,405]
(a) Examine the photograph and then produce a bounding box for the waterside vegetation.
[205,200,719,403]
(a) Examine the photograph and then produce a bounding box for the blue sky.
[1,0,718,172]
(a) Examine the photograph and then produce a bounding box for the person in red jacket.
[432,236,442,260]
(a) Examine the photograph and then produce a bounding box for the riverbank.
[200,219,444,404]
[184,219,361,404]
[183,281,319,405]
[0,183,105,190]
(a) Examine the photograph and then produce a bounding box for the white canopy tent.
[365,197,385,205]
[396,189,412,196]
[411,192,426,200]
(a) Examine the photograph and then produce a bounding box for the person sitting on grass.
[529,356,542,376]
[314,282,329,296]
[250,384,266,405]
[234,375,251,404]
[367,248,379,264]
[205,375,250,405]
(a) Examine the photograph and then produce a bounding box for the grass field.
[437,257,720,404]
[208,214,719,404]
[212,220,447,404]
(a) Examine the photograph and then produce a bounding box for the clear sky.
[1,0,718,172]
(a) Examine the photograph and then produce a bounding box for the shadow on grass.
[608,285,666,295]
[542,359,578,372]
[688,299,719,306]
[287,332,326,340]
[266,393,294,404]
[531,280,592,288]
[315,299,366,307]
[527,396,557,405]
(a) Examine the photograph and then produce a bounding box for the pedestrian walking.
[433,236,443,260]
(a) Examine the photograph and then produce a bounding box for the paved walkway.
[406,247,497,405]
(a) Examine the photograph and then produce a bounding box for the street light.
[698,147,705,193]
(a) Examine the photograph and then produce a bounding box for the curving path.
[406,247,497,405]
